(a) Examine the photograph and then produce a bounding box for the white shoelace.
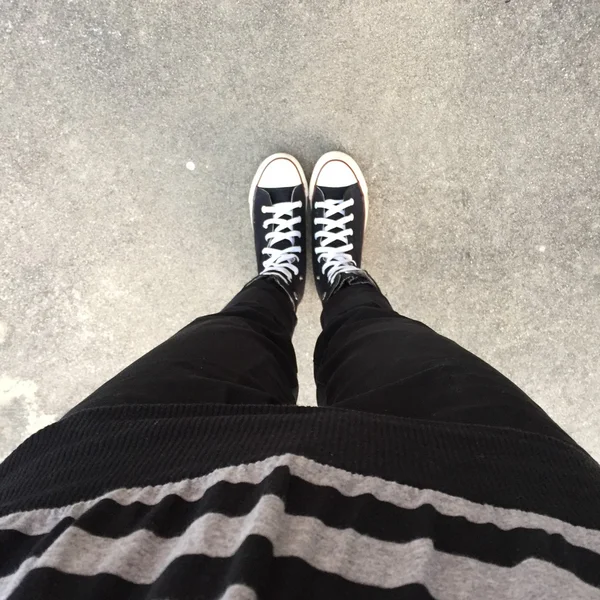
[260,201,303,283]
[314,198,360,283]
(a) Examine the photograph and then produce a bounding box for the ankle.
[321,270,379,303]
[248,273,299,310]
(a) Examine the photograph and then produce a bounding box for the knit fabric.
[2,404,600,599]
[3,278,599,598]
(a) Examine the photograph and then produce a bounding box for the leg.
[314,279,573,443]
[68,154,309,415]
[309,151,571,443]
[68,276,298,414]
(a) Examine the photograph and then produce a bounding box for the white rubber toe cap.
[315,160,358,188]
[258,157,302,188]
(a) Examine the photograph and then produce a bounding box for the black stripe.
[8,465,599,587]
[80,467,600,586]
[0,519,71,578]
[1,404,599,529]
[8,568,149,600]
[8,535,436,600]
[284,472,600,588]
[74,473,270,538]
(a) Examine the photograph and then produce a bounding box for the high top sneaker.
[309,151,375,301]
[249,153,307,308]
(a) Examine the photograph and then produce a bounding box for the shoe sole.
[308,150,369,231]
[248,153,309,225]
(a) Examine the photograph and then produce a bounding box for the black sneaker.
[309,151,372,301]
[249,153,307,308]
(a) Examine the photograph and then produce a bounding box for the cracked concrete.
[1,0,599,460]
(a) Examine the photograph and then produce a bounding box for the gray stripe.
[2,453,600,553]
[0,494,597,600]
[218,584,257,600]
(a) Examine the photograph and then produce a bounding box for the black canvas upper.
[311,182,366,300]
[252,184,306,306]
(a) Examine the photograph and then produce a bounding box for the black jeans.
[70,277,570,443]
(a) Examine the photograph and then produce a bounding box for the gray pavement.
[1,0,599,461]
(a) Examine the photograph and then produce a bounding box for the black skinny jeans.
[70,277,570,443]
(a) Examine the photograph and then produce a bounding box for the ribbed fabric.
[1,404,599,526]
[3,278,599,598]
[2,422,600,599]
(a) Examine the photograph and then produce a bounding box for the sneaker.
[249,153,307,307]
[309,151,371,301]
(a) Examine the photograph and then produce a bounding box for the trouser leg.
[314,280,572,443]
[67,276,298,415]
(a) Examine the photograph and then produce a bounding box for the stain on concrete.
[0,321,9,346]
[0,375,56,457]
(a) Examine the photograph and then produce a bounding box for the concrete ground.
[1,0,599,461]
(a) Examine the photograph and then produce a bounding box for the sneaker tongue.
[319,185,350,200]
[263,186,295,205]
